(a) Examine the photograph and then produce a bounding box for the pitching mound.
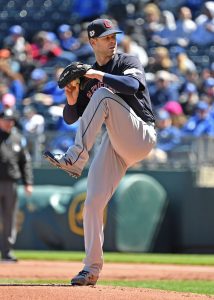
[0,261,214,300]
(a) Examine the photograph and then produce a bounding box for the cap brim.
[98,30,122,38]
[0,113,17,121]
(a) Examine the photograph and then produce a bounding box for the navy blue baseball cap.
[58,24,71,33]
[87,19,122,39]
[196,101,209,111]
[9,25,23,35]
[156,109,170,120]
[0,109,17,121]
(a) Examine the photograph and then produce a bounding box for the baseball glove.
[58,62,92,89]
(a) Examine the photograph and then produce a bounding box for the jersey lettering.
[86,82,116,99]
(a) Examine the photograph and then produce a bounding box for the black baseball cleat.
[1,252,18,262]
[71,270,98,286]
[43,151,81,178]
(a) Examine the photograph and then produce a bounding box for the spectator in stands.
[3,25,31,67]
[0,48,20,75]
[164,100,187,128]
[2,31,37,85]
[179,82,199,116]
[0,93,16,110]
[155,109,182,152]
[0,83,16,111]
[146,47,173,73]
[57,24,80,52]
[21,105,45,163]
[118,35,148,67]
[190,1,214,46]
[143,3,164,45]
[123,19,147,49]
[146,108,182,163]
[29,31,63,65]
[72,30,95,64]
[149,70,179,109]
[171,48,197,77]
[152,10,176,46]
[200,66,212,83]
[162,10,177,31]
[0,50,25,105]
[24,67,68,108]
[200,77,214,104]
[173,6,197,47]
[25,68,45,92]
[46,31,77,63]
[182,101,214,137]
[180,69,201,93]
[184,0,204,18]
[23,68,52,107]
[42,67,67,106]
[195,1,214,24]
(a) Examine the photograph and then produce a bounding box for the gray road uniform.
[61,52,157,276]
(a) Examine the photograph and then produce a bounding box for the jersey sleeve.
[119,55,147,89]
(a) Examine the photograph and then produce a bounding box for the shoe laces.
[78,270,89,277]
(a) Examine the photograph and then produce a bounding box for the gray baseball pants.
[66,87,157,276]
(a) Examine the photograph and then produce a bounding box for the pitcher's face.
[91,34,117,57]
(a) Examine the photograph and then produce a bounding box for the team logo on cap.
[104,20,112,28]
[89,30,95,37]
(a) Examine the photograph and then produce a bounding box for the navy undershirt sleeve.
[103,74,139,95]
[63,103,79,124]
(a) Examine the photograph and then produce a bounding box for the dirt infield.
[0,260,214,300]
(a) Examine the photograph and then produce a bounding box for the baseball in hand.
[70,78,80,86]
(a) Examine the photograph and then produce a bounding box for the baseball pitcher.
[44,18,157,286]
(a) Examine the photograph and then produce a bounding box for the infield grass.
[101,280,214,295]
[15,250,214,266]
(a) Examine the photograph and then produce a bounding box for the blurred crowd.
[0,0,213,165]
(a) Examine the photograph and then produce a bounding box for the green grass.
[0,279,213,295]
[100,280,214,295]
[15,250,214,266]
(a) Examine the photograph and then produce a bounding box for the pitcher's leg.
[44,87,155,175]
[67,87,156,167]
[83,133,127,276]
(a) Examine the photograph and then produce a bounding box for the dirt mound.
[0,260,214,300]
